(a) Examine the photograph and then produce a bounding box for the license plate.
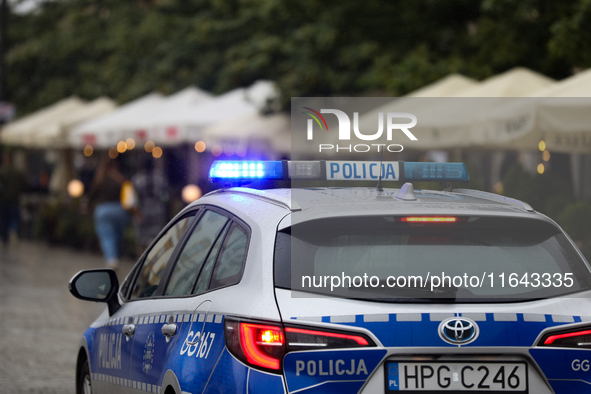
[384,361,528,392]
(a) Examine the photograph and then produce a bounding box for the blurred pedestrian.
[131,157,168,253]
[87,157,130,269]
[0,153,28,247]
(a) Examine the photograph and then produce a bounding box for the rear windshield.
[274,216,591,302]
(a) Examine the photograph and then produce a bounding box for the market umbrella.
[352,75,480,151]
[401,67,556,150]
[203,112,290,155]
[406,74,479,97]
[125,86,215,146]
[31,97,117,148]
[128,81,278,147]
[34,97,117,194]
[454,67,554,98]
[532,69,591,153]
[1,97,87,146]
[69,93,165,148]
[479,68,591,153]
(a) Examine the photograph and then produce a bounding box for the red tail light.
[224,319,375,373]
[542,328,591,348]
[240,323,285,370]
[285,327,370,350]
[224,320,286,372]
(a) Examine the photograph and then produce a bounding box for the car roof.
[290,187,530,210]
[202,185,542,226]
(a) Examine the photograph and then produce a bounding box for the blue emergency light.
[209,161,284,181]
[209,160,469,183]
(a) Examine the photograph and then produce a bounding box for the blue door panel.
[200,349,249,393]
[86,320,133,390]
[530,348,591,393]
[130,314,186,391]
[248,370,286,394]
[162,313,226,393]
[546,380,591,394]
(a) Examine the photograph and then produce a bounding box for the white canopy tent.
[133,80,278,146]
[1,97,87,146]
[0,96,119,194]
[122,86,214,146]
[406,74,479,97]
[353,74,479,151]
[202,112,290,155]
[17,97,118,194]
[69,92,165,148]
[476,68,591,153]
[529,67,591,97]
[400,67,557,150]
[480,68,591,199]
[70,81,276,148]
[454,67,554,98]
[30,97,117,148]
[533,69,591,153]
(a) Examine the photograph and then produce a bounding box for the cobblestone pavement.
[0,241,135,394]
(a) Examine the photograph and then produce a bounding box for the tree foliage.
[3,0,587,114]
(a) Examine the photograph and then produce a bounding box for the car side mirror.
[69,269,121,315]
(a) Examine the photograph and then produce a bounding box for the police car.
[69,160,591,394]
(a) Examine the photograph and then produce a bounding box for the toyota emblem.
[438,317,479,345]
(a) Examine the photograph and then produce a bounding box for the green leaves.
[4,0,589,115]
[549,0,591,67]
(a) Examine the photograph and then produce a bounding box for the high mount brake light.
[224,319,375,373]
[401,216,459,223]
[542,328,591,348]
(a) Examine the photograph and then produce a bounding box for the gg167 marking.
[179,330,216,359]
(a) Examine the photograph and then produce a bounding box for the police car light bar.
[209,160,469,183]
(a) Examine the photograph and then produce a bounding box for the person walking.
[0,153,28,248]
[87,157,130,269]
[131,157,168,253]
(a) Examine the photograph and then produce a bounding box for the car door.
[199,221,251,393]
[174,218,251,394]
[155,208,251,394]
[88,294,136,394]
[120,210,198,394]
[129,208,233,393]
[88,210,197,394]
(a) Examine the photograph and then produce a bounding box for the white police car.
[69,160,591,394]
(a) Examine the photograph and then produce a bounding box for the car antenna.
[376,148,384,192]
